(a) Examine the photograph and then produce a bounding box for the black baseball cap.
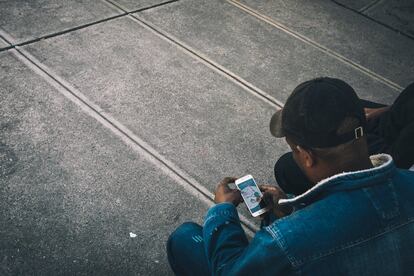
[270,77,366,148]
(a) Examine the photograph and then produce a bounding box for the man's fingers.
[259,184,278,192]
[259,185,268,192]
[262,192,274,206]
[232,189,243,205]
[233,189,242,198]
[220,177,238,185]
[217,177,238,192]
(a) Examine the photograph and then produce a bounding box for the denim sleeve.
[203,203,294,275]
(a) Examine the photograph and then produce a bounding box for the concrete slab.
[365,0,414,37]
[138,0,398,104]
[332,0,376,11]
[0,50,208,275]
[232,0,414,88]
[23,16,287,194]
[0,0,121,44]
[110,0,175,11]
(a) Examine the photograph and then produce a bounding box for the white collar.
[278,154,393,205]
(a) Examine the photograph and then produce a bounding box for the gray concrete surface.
[0,50,208,275]
[23,16,285,192]
[365,0,414,37]
[1,0,413,274]
[0,0,120,44]
[139,0,399,104]
[236,0,414,88]
[110,0,175,11]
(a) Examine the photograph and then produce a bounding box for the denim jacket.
[203,154,414,275]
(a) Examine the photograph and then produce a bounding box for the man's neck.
[338,156,373,173]
[317,156,373,183]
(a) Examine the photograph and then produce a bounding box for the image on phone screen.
[238,178,266,214]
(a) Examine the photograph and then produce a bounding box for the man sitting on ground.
[167,77,414,275]
[274,81,414,196]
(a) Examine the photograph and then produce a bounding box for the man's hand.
[364,106,390,121]
[214,177,243,206]
[259,184,293,219]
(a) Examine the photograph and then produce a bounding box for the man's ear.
[296,145,316,168]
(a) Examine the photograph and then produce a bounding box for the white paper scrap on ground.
[129,232,137,238]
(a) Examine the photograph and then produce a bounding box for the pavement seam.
[131,15,283,109]
[102,0,283,109]
[0,0,178,50]
[105,0,180,13]
[0,45,13,52]
[1,0,282,109]
[0,29,14,52]
[5,14,127,48]
[10,46,259,236]
[0,27,16,43]
[359,0,385,13]
[228,0,403,92]
[330,0,414,40]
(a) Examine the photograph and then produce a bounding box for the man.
[167,78,414,275]
[274,81,414,196]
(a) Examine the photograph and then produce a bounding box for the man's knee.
[167,222,204,272]
[168,222,202,249]
[167,222,210,275]
[274,152,292,172]
[389,122,414,169]
[274,152,314,195]
[274,152,293,190]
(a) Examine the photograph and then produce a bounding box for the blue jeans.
[167,222,211,275]
[167,216,277,275]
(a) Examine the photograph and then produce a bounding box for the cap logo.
[354,126,364,139]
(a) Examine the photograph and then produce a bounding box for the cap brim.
[270,109,285,137]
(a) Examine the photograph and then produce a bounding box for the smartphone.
[235,175,269,217]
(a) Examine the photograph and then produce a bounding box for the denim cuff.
[204,203,240,226]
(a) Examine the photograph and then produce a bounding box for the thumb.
[262,192,274,207]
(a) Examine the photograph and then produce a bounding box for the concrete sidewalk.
[1,0,413,274]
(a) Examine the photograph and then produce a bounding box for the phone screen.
[238,178,266,214]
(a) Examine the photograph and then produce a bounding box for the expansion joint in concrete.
[228,0,403,93]
[1,0,283,109]
[0,0,179,51]
[133,16,283,109]
[10,46,259,236]
[101,0,284,109]
[358,0,385,13]
[2,14,127,49]
[330,0,414,41]
[104,0,180,14]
